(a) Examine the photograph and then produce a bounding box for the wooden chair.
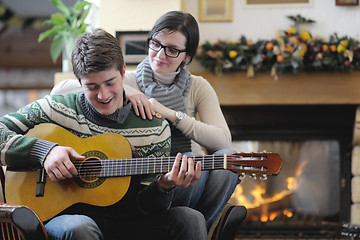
[0,167,48,240]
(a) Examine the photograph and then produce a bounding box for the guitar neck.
[99,155,226,177]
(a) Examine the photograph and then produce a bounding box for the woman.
[123,11,241,231]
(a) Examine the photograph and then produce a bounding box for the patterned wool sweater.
[0,92,172,215]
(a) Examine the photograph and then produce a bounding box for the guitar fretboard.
[97,155,227,177]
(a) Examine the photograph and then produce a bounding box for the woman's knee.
[213,148,237,155]
[211,169,241,186]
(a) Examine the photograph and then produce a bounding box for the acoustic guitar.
[5,123,283,222]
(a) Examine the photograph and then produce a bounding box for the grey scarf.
[136,57,192,155]
[136,57,191,112]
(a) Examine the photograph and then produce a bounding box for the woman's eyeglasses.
[148,39,186,58]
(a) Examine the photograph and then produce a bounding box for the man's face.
[81,67,125,115]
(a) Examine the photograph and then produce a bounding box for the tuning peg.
[260,174,267,180]
[239,173,246,180]
[249,173,257,179]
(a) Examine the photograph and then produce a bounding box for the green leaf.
[38,27,58,42]
[50,37,63,63]
[41,19,53,26]
[78,24,88,33]
[74,0,91,12]
[50,0,71,17]
[77,5,91,28]
[50,12,67,25]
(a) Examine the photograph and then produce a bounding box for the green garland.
[196,15,360,79]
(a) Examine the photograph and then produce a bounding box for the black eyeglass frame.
[147,38,187,58]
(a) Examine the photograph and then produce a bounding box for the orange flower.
[206,50,216,58]
[285,45,294,53]
[277,55,285,63]
[265,42,274,51]
[247,40,254,46]
[288,36,299,45]
[330,45,337,52]
[216,51,223,57]
[322,44,328,53]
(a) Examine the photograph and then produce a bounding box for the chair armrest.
[0,203,48,240]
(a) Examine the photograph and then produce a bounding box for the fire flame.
[229,159,309,222]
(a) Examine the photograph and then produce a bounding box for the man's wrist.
[156,175,176,192]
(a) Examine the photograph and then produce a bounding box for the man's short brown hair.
[71,28,125,82]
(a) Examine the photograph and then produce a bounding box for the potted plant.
[38,0,92,72]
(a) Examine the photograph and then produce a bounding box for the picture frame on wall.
[336,0,359,5]
[244,0,312,8]
[199,0,233,22]
[116,31,149,65]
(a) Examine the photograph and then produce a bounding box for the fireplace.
[197,72,360,239]
[223,105,355,239]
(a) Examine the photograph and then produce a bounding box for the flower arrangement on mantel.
[196,15,360,80]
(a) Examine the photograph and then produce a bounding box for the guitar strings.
[70,155,228,177]
[71,155,229,175]
[68,154,269,177]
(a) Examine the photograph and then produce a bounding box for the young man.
[0,29,203,240]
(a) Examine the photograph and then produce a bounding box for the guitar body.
[5,124,132,222]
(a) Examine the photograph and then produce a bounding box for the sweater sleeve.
[0,99,57,168]
[176,75,232,153]
[136,179,174,215]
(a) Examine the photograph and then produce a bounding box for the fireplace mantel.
[196,71,360,106]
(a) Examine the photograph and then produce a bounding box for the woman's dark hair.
[148,11,199,63]
[72,28,124,82]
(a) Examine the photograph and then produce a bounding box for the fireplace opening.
[221,105,356,239]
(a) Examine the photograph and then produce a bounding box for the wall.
[98,0,182,36]
[183,0,360,43]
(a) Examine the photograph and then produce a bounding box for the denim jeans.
[171,148,241,229]
[45,214,103,240]
[45,207,207,240]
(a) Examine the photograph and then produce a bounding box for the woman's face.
[148,30,189,74]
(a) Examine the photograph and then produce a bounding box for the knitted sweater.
[0,92,172,216]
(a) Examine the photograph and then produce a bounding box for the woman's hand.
[157,153,201,190]
[124,84,155,119]
[149,98,177,123]
[43,146,84,181]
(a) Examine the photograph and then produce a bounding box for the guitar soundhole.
[79,159,102,182]
[74,150,107,189]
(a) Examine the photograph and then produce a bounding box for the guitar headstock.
[226,152,283,180]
